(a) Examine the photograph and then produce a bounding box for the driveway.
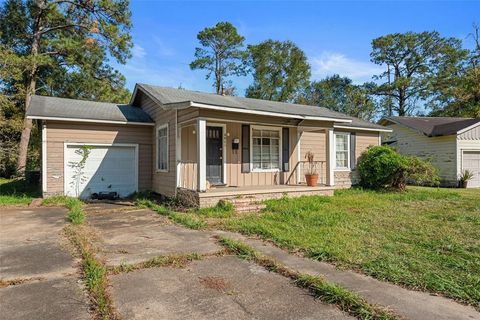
[0,207,90,320]
[86,203,353,320]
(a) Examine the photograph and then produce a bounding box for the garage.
[65,144,138,198]
[462,151,480,188]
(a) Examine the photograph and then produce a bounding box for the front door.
[206,126,223,185]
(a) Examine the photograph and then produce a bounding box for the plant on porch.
[304,151,319,187]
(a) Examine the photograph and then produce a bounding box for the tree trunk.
[16,21,41,176]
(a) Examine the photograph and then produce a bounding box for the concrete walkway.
[215,231,480,320]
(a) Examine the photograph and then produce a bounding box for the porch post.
[197,119,207,192]
[327,128,335,186]
[176,115,181,188]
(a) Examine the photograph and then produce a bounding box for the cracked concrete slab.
[215,231,480,320]
[87,208,221,266]
[109,255,353,320]
[0,276,90,320]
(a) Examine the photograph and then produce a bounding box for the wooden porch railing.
[178,161,197,190]
[286,160,327,185]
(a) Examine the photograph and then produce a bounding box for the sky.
[115,0,479,95]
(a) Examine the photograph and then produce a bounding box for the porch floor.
[199,184,334,198]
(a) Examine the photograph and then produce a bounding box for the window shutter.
[241,125,250,173]
[350,133,356,169]
[282,128,290,172]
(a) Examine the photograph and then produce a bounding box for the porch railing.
[286,160,327,185]
[177,161,197,190]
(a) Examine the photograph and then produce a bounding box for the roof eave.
[26,115,155,126]
[189,102,352,123]
[333,124,392,132]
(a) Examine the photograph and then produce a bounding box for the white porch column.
[197,119,207,192]
[176,112,182,188]
[326,128,335,186]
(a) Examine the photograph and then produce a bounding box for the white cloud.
[311,52,383,83]
[131,44,146,59]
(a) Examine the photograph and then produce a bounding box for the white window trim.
[334,132,350,171]
[156,123,169,173]
[250,125,282,173]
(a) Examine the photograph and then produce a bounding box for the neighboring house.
[380,116,480,188]
[27,84,390,207]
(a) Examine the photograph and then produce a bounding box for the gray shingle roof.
[382,116,480,136]
[137,84,355,120]
[27,95,154,124]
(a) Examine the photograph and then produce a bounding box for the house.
[26,84,391,207]
[380,116,480,188]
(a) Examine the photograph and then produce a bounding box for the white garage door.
[65,145,137,198]
[463,151,480,188]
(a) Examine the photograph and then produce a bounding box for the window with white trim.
[335,132,350,169]
[252,127,281,170]
[157,124,168,171]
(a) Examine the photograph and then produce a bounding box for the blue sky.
[117,0,479,95]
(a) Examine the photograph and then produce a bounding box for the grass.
[204,187,480,307]
[43,196,85,225]
[195,200,235,218]
[0,178,41,206]
[109,253,202,275]
[65,225,116,320]
[218,236,398,320]
[134,197,207,229]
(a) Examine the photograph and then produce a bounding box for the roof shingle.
[382,116,480,136]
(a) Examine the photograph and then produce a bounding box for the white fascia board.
[189,102,352,123]
[27,115,155,126]
[333,125,393,132]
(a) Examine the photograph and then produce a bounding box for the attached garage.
[64,144,138,198]
[462,151,480,188]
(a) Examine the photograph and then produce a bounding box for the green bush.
[357,146,439,190]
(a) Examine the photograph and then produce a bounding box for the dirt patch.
[199,276,231,292]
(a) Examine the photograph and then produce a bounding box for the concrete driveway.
[86,204,353,320]
[0,207,90,320]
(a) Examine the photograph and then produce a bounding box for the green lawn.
[0,178,41,206]
[201,187,480,306]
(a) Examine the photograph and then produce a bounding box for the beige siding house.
[27,84,390,207]
[380,117,480,188]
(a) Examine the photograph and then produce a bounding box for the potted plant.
[458,170,474,188]
[304,151,318,187]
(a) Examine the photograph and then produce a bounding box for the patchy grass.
[195,200,235,218]
[0,178,40,206]
[210,187,480,306]
[218,237,398,320]
[109,253,202,275]
[134,197,207,229]
[43,196,85,224]
[65,225,117,319]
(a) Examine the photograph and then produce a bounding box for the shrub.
[357,146,439,190]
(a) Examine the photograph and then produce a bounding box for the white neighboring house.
[380,116,480,188]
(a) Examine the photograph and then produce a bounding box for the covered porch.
[174,112,340,207]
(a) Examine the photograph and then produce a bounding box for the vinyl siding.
[387,123,457,186]
[456,124,480,183]
[136,91,177,197]
[299,130,327,184]
[44,121,152,196]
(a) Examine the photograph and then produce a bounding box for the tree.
[0,0,132,176]
[302,75,377,121]
[190,21,247,94]
[429,25,480,117]
[246,40,310,102]
[370,31,469,116]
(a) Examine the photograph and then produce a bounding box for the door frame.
[206,123,227,185]
[63,142,139,196]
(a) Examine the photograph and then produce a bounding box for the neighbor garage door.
[463,151,480,188]
[65,145,138,198]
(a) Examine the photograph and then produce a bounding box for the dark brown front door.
[206,126,223,185]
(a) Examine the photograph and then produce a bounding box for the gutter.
[26,115,155,126]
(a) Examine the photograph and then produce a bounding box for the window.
[157,124,168,171]
[252,127,281,170]
[335,132,350,169]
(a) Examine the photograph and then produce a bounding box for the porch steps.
[228,197,267,213]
